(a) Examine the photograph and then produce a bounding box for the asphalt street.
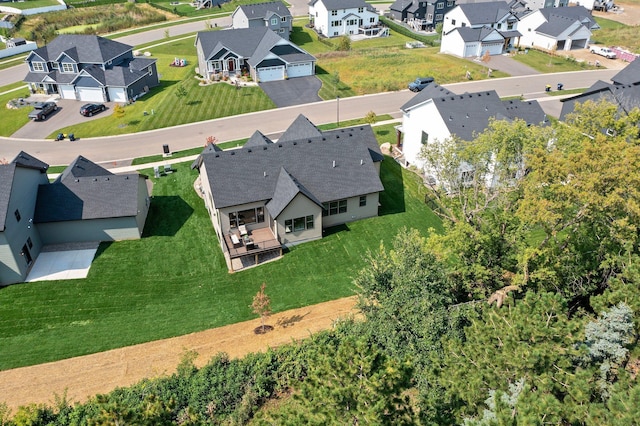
[0,69,618,166]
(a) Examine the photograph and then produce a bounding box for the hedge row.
[379,16,437,46]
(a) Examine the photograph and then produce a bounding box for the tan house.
[191,115,384,271]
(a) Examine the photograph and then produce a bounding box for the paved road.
[0,69,618,166]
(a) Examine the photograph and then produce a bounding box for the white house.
[517,6,597,51]
[308,0,379,38]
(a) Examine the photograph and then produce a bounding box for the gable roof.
[278,114,323,142]
[401,83,456,111]
[27,35,131,65]
[238,1,291,20]
[530,6,598,37]
[456,1,512,25]
[559,83,640,121]
[12,151,49,172]
[35,156,142,223]
[310,0,374,11]
[611,60,640,86]
[451,26,504,42]
[244,130,274,148]
[195,119,384,210]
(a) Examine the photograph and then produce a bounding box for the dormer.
[56,52,79,74]
[26,52,48,73]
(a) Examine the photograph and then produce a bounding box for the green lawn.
[0,126,441,370]
[3,0,59,9]
[511,49,599,73]
[0,83,33,136]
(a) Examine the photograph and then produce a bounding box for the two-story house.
[231,1,293,40]
[309,0,379,38]
[440,1,521,57]
[517,6,597,51]
[389,0,457,31]
[23,35,159,103]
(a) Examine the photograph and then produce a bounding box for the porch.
[223,227,283,272]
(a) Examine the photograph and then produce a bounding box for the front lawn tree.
[175,83,188,104]
[251,282,271,334]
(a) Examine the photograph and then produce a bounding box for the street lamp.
[336,96,340,127]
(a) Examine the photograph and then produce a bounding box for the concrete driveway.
[11,99,114,139]
[259,76,322,108]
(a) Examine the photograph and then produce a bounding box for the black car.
[80,103,106,117]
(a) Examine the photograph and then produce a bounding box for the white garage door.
[287,62,313,78]
[481,42,503,56]
[107,87,127,103]
[257,66,285,82]
[60,85,76,100]
[77,87,104,102]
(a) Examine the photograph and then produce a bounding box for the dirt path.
[0,296,359,411]
[593,2,640,27]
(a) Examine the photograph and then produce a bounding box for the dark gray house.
[231,1,293,40]
[0,153,150,285]
[389,0,457,31]
[24,35,159,103]
[191,115,384,271]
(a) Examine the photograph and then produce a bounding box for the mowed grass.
[511,49,598,73]
[53,36,275,138]
[0,137,441,370]
[0,83,33,136]
[3,0,59,9]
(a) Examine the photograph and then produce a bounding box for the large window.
[322,199,347,217]
[62,63,74,73]
[285,215,314,233]
[421,131,429,145]
[229,207,264,227]
[359,196,367,207]
[437,2,444,9]
[332,20,341,26]
[32,62,45,72]
[271,17,278,25]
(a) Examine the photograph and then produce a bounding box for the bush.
[379,16,436,46]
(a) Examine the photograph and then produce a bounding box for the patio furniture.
[239,225,248,236]
[230,234,240,246]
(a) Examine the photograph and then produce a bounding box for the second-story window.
[331,10,337,16]
[358,7,364,12]
[32,62,45,72]
[62,63,74,73]
[281,16,286,22]
[271,17,278,25]
[437,2,444,8]
[447,0,453,6]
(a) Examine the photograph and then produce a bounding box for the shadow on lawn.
[379,157,405,216]
[142,195,194,237]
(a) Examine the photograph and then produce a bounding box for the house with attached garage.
[0,152,150,285]
[517,6,598,51]
[231,1,293,40]
[397,87,547,188]
[388,0,457,32]
[191,115,384,272]
[23,35,159,103]
[308,0,380,38]
[441,1,522,57]
[195,27,315,82]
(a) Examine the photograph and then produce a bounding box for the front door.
[21,244,33,266]
[227,59,235,72]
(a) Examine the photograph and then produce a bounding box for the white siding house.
[309,0,379,38]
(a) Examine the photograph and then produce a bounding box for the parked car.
[80,103,106,117]
[28,102,57,121]
[408,77,435,92]
[590,46,617,59]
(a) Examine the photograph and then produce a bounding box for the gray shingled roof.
[55,156,113,184]
[310,0,376,12]
[453,26,502,42]
[432,90,546,141]
[265,167,323,218]
[559,83,640,121]
[278,114,323,142]
[401,83,456,111]
[196,120,384,209]
[1,153,49,231]
[197,27,274,61]
[27,35,132,65]
[457,1,512,25]
[239,1,291,19]
[12,151,49,172]
[244,130,273,147]
[611,60,640,85]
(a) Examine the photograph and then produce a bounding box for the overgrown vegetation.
[591,17,640,53]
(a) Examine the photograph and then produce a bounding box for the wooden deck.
[223,227,282,271]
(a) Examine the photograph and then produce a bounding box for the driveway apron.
[259,76,322,108]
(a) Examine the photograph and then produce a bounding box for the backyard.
[0,124,442,371]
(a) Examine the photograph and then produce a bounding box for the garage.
[76,87,105,102]
[286,62,313,78]
[107,87,127,103]
[257,66,285,82]
[59,85,76,100]
[480,41,504,56]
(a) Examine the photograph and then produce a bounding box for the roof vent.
[293,141,297,145]
[263,146,268,150]
[360,159,364,165]
[231,152,235,155]
[449,116,453,121]
[247,149,252,153]
[77,179,81,182]
[332,160,336,168]
[308,139,312,143]
[92,178,97,182]
[125,176,129,180]
[278,144,283,148]
[105,177,109,181]
[215,154,220,157]
[336,135,340,139]
[485,106,488,111]
[264,171,267,177]
[322,137,326,141]
[466,113,469,118]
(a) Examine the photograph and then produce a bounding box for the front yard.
[0,129,441,370]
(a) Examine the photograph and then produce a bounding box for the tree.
[251,282,271,333]
[113,104,125,120]
[175,83,188,104]
[364,110,377,125]
[336,35,351,51]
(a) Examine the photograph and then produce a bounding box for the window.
[421,131,429,145]
[285,215,314,233]
[51,63,59,69]
[331,10,338,15]
[451,19,456,25]
[358,7,364,12]
[14,209,21,222]
[229,207,265,227]
[447,0,453,5]
[359,196,367,207]
[507,22,514,30]
[461,170,474,184]
[370,17,375,23]
[427,13,433,20]
[281,16,287,22]
[332,20,341,26]
[322,199,347,216]
[32,62,44,72]
[348,19,357,25]
[436,13,443,20]
[461,22,466,27]
[437,2,444,8]
[27,237,33,249]
[279,28,285,33]
[271,17,278,25]
[333,31,339,36]
[148,66,153,76]
[62,63,74,73]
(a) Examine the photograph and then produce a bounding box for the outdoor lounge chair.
[239,225,248,236]
[230,234,241,246]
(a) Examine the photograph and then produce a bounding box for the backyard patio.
[223,227,282,272]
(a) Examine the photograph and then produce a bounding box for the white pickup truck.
[590,46,617,59]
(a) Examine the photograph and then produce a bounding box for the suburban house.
[398,87,547,187]
[308,0,380,38]
[23,35,159,103]
[0,152,150,285]
[517,6,598,51]
[191,115,384,271]
[195,27,316,82]
[559,60,640,121]
[440,1,522,57]
[231,1,293,40]
[388,0,457,31]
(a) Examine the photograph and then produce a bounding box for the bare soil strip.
[0,296,358,411]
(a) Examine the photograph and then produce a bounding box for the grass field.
[511,49,598,73]
[591,17,639,52]
[0,83,33,136]
[2,0,59,9]
[0,126,441,370]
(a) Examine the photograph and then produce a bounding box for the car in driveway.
[28,102,58,121]
[408,77,434,92]
[80,103,106,117]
